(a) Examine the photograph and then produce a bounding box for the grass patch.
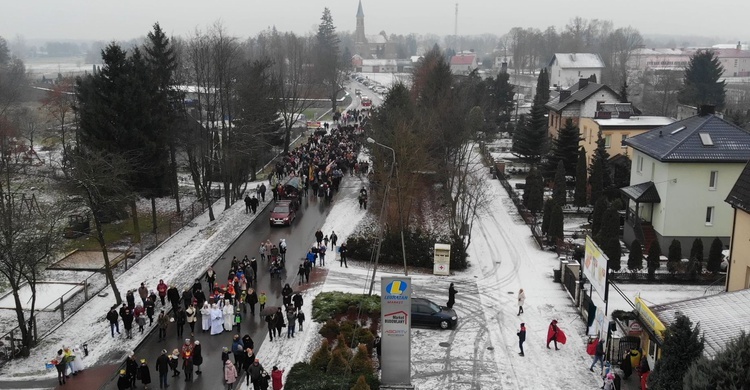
[311,291,381,323]
[63,212,173,251]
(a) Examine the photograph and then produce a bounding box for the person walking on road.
[174,306,187,339]
[122,307,134,339]
[330,231,338,248]
[546,319,566,350]
[244,194,252,214]
[271,366,284,390]
[138,358,152,388]
[248,358,264,390]
[590,339,605,372]
[517,323,526,356]
[297,311,305,332]
[292,292,303,313]
[157,280,167,306]
[250,195,259,214]
[286,307,297,338]
[259,292,267,314]
[447,283,457,309]
[517,288,525,315]
[265,312,276,342]
[339,242,348,267]
[155,349,169,389]
[224,359,238,390]
[169,349,180,377]
[54,349,67,385]
[297,263,306,285]
[315,229,324,247]
[205,267,216,292]
[274,307,285,337]
[247,288,258,317]
[281,284,293,307]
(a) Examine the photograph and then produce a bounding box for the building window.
[637,156,643,173]
[709,171,718,190]
[604,134,611,148]
[621,134,628,145]
[706,206,714,225]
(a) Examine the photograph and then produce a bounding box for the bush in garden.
[309,339,332,372]
[333,333,353,361]
[312,291,381,322]
[327,349,352,376]
[319,319,340,341]
[706,237,724,273]
[351,375,371,390]
[350,344,375,376]
[667,239,682,275]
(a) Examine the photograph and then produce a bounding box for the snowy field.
[0,282,83,311]
[357,72,411,89]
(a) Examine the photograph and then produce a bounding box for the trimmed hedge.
[285,362,380,390]
[312,291,381,323]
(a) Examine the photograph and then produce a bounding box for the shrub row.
[312,291,381,323]
[346,229,468,271]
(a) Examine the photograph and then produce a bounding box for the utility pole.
[454,3,459,51]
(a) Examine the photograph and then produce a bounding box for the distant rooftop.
[450,54,476,66]
[549,53,605,69]
[594,116,675,128]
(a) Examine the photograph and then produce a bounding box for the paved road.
[101,183,358,390]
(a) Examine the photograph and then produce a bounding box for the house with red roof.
[450,53,478,76]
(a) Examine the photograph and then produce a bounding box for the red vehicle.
[361,96,372,108]
[269,200,296,227]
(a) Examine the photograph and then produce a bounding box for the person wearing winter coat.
[183,355,194,382]
[621,349,633,379]
[265,313,277,341]
[107,307,120,337]
[155,349,170,388]
[318,244,327,266]
[206,267,216,292]
[126,290,136,310]
[274,307,285,336]
[292,292,303,312]
[192,340,203,375]
[138,283,149,305]
[271,366,284,390]
[242,334,255,350]
[224,359,238,390]
[259,292,267,313]
[447,283,457,309]
[174,306,187,339]
[54,349,67,385]
[546,319,566,350]
[156,280,168,306]
[339,242,348,267]
[315,230,324,246]
[286,308,297,338]
[242,348,256,386]
[122,307,134,339]
[125,354,139,388]
[169,349,180,377]
[281,284,293,307]
[157,310,169,341]
[117,369,130,390]
[303,259,312,283]
[181,288,193,309]
[136,311,147,334]
[297,311,305,332]
[167,285,180,309]
[247,289,258,317]
[517,323,526,356]
[590,340,606,372]
[138,358,151,388]
[279,238,287,262]
[223,300,234,331]
[194,288,206,310]
[186,304,197,333]
[144,297,155,325]
[297,264,305,285]
[330,231,338,247]
[248,359,264,390]
[232,335,245,368]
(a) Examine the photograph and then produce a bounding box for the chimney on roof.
[738,41,742,51]
[559,90,571,102]
[698,105,716,117]
[578,78,589,89]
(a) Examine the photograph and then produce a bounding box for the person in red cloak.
[546,319,567,350]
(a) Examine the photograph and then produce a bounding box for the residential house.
[545,78,621,138]
[578,115,674,168]
[450,53,478,76]
[621,109,750,256]
[352,57,411,73]
[724,161,750,291]
[547,53,605,88]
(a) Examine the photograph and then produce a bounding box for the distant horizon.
[2,0,749,47]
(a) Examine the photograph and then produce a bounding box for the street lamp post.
[366,137,408,295]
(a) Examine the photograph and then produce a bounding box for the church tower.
[354,0,367,45]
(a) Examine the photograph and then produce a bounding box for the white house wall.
[580,90,620,117]
[550,66,602,88]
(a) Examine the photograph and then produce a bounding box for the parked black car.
[411,297,458,330]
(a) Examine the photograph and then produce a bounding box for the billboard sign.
[380,277,412,385]
[433,243,451,276]
[583,236,608,301]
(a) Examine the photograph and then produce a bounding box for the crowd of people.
[95,118,368,389]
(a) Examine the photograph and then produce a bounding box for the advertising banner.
[433,243,451,276]
[380,277,412,385]
[584,236,608,301]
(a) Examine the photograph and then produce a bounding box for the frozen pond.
[0,282,83,311]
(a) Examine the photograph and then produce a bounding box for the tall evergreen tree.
[589,130,611,204]
[315,8,342,112]
[648,315,704,390]
[547,118,581,178]
[604,237,622,272]
[591,197,608,237]
[647,239,662,279]
[689,238,704,275]
[683,331,750,390]
[596,203,620,248]
[523,167,544,214]
[541,198,554,235]
[706,237,724,273]
[490,72,515,124]
[548,202,564,243]
[628,239,643,271]
[667,239,682,275]
[574,147,588,207]
[677,50,726,110]
[619,79,629,103]
[553,160,567,206]
[512,70,549,165]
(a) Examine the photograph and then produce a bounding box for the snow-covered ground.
[357,72,411,89]
[0,282,83,311]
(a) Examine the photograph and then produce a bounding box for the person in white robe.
[210,304,223,335]
[223,300,234,331]
[201,302,211,332]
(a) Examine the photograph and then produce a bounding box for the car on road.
[411,297,458,329]
[355,88,361,95]
[269,200,296,227]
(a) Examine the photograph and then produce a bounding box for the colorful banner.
[584,236,608,301]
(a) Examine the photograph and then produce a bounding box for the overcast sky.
[1,0,748,44]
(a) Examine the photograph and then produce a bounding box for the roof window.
[670,126,686,135]
[699,132,714,146]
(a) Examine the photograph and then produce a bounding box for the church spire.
[357,0,364,18]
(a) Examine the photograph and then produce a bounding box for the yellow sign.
[634,296,666,338]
